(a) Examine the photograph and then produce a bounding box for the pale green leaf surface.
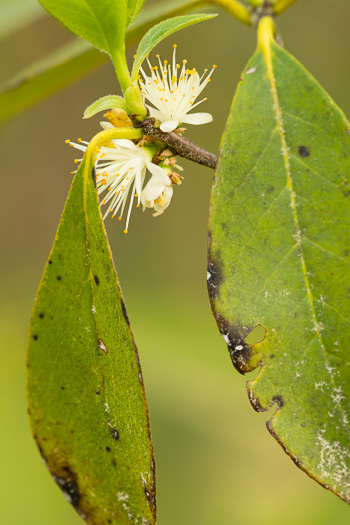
[131,13,217,80]
[38,0,127,55]
[84,0,128,54]
[0,0,205,125]
[26,129,155,525]
[83,95,129,119]
[208,19,350,503]
[127,0,145,27]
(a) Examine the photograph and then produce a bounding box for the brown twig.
[136,118,217,170]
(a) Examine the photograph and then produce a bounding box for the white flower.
[139,45,216,132]
[67,138,171,233]
[141,167,174,217]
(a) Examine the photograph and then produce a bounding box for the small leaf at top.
[131,13,217,81]
[127,0,145,27]
[39,0,128,55]
[208,17,350,503]
[83,95,129,119]
[27,129,155,524]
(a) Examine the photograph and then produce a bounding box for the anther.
[65,139,70,143]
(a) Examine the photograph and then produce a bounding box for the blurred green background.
[1,0,350,523]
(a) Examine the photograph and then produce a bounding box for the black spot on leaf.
[298,145,310,158]
[33,334,38,341]
[110,428,120,441]
[39,312,45,319]
[272,395,284,408]
[121,299,130,326]
[94,275,100,286]
[57,276,62,281]
[52,469,81,509]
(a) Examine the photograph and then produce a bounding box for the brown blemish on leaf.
[91,167,96,187]
[247,387,284,414]
[121,298,130,326]
[34,438,100,520]
[98,338,108,354]
[207,245,258,374]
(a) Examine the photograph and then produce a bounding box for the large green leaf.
[26,127,156,524]
[208,17,350,503]
[131,13,217,81]
[0,0,205,125]
[38,0,128,55]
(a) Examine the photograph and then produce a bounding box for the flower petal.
[100,121,114,130]
[142,171,170,202]
[145,106,165,122]
[181,112,213,125]
[159,120,179,132]
[154,185,173,212]
[111,138,140,150]
[145,160,172,186]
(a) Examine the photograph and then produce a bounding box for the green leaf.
[131,13,217,81]
[208,17,350,504]
[38,0,128,55]
[83,95,129,119]
[0,0,205,125]
[26,128,155,524]
[127,0,145,26]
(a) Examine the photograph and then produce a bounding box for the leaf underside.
[208,36,350,503]
[27,155,155,524]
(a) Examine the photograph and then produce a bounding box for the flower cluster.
[68,134,180,233]
[139,44,216,132]
[68,47,215,233]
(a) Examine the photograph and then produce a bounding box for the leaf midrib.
[261,37,349,429]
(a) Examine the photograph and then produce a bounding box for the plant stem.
[137,118,217,169]
[111,46,132,94]
[246,0,264,7]
[213,0,252,26]
[273,0,299,15]
[111,45,147,118]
